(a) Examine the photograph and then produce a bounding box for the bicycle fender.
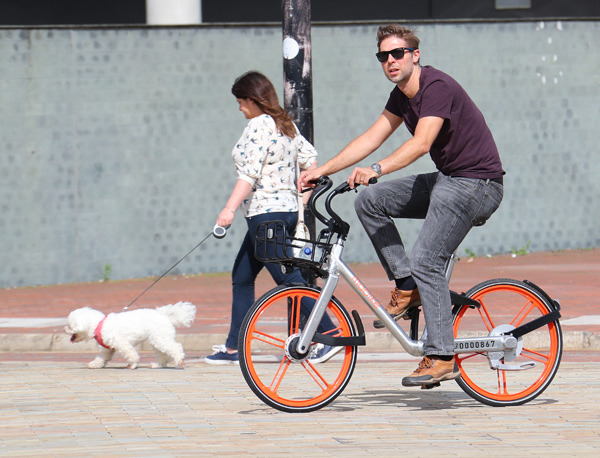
[523,279,561,311]
[313,333,366,347]
[313,310,366,347]
[450,290,481,308]
[352,309,365,338]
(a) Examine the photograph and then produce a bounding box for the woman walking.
[205,71,340,365]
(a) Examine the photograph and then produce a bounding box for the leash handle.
[213,224,229,239]
[121,229,219,312]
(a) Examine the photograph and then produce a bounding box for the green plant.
[102,264,112,282]
[510,241,531,256]
[464,248,477,258]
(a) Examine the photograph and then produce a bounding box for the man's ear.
[413,49,420,64]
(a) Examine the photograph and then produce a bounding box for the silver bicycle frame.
[296,240,430,356]
[296,240,515,359]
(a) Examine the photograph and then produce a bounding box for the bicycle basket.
[254,220,331,269]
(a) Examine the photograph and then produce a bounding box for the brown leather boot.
[373,288,421,329]
[401,356,460,387]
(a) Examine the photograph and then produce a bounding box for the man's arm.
[380,116,444,174]
[299,110,402,187]
[301,160,317,206]
[348,115,445,186]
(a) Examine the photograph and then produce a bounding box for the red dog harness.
[94,317,111,349]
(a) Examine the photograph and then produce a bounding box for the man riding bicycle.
[300,24,504,387]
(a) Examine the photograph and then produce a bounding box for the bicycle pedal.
[421,382,441,390]
[403,307,421,320]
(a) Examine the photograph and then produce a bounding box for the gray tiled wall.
[1,21,598,287]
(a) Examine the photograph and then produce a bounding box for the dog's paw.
[88,358,106,369]
[127,363,138,369]
[149,362,166,369]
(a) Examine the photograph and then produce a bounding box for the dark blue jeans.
[226,211,335,350]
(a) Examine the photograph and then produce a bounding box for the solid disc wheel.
[453,278,562,406]
[238,285,358,413]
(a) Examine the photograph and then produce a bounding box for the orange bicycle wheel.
[238,285,358,413]
[453,278,562,406]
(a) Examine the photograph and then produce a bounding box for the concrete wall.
[1,21,598,287]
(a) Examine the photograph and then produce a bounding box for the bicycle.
[238,176,563,413]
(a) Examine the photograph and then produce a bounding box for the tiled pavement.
[1,249,599,455]
[1,359,599,455]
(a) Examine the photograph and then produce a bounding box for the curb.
[1,330,599,353]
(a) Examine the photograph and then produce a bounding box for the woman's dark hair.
[232,71,296,139]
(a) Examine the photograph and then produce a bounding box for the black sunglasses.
[375,47,415,63]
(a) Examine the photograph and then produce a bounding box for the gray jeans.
[354,172,503,356]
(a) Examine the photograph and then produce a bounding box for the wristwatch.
[370,163,382,178]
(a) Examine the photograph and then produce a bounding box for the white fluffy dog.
[65,302,196,369]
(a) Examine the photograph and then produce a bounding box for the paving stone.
[3,360,598,455]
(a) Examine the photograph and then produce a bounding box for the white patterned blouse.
[232,114,317,218]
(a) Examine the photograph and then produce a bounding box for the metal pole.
[282,0,316,284]
[282,0,313,143]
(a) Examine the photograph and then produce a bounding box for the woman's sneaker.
[205,345,239,365]
[308,344,344,364]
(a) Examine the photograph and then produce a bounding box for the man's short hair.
[377,24,420,50]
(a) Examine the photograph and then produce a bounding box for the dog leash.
[121,225,228,312]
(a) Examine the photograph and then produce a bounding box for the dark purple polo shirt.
[385,66,504,179]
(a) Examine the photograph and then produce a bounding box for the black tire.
[453,278,562,406]
[238,285,358,413]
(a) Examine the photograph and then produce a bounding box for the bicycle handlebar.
[305,176,377,238]
[304,176,332,226]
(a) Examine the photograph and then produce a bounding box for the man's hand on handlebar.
[347,166,378,189]
[299,166,379,192]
